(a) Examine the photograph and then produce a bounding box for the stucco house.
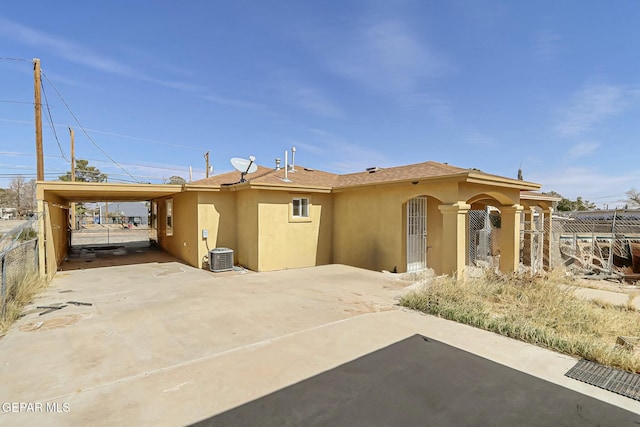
[152,160,554,276]
[37,159,556,279]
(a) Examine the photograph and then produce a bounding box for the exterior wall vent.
[209,248,234,272]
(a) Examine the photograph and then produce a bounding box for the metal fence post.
[34,238,39,274]
[1,254,6,319]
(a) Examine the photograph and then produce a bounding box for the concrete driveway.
[1,254,639,425]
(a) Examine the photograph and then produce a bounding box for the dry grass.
[0,273,47,335]
[401,269,640,373]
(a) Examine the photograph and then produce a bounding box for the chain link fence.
[521,212,545,274]
[468,207,550,274]
[552,211,640,276]
[1,217,39,319]
[468,209,494,267]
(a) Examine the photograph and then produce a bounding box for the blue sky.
[1,1,639,208]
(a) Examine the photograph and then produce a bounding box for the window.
[166,199,173,236]
[292,198,309,218]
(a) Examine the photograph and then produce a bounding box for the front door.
[407,196,427,272]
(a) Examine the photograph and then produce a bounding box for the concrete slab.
[0,261,639,426]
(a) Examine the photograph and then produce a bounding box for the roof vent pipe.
[275,158,281,170]
[284,150,288,180]
[291,146,296,172]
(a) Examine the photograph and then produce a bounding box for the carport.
[36,181,182,280]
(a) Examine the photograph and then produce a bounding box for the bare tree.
[626,188,640,207]
[7,175,26,213]
[24,179,36,213]
[4,176,36,215]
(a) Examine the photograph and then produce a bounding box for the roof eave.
[246,182,333,193]
[466,172,541,191]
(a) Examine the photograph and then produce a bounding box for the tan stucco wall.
[236,190,259,270]
[332,180,522,275]
[333,183,448,273]
[157,177,526,275]
[197,191,237,268]
[257,191,333,271]
[42,192,69,274]
[425,198,444,272]
[157,192,199,267]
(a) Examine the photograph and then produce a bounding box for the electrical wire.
[40,79,68,162]
[0,151,204,173]
[0,57,33,62]
[40,70,140,183]
[0,118,205,152]
[0,100,52,106]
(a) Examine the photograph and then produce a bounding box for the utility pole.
[69,127,76,230]
[205,151,210,178]
[34,58,44,181]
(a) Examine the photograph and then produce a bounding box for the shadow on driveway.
[192,335,640,427]
[60,244,186,271]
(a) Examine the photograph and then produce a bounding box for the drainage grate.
[565,359,640,401]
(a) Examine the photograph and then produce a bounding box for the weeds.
[400,269,640,373]
[0,273,47,335]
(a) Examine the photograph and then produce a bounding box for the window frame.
[290,196,311,223]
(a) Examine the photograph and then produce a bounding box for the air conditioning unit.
[209,248,234,272]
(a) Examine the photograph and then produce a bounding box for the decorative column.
[498,204,523,274]
[438,202,470,278]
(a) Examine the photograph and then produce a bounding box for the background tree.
[58,160,106,217]
[543,191,596,212]
[4,175,36,215]
[23,179,36,213]
[59,159,107,182]
[167,175,186,185]
[626,188,640,207]
[0,188,9,207]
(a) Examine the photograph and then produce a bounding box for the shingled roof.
[188,160,538,191]
[190,165,339,188]
[334,161,469,188]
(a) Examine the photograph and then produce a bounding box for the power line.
[0,57,33,63]
[40,79,68,162]
[0,151,203,173]
[0,100,52,106]
[40,70,140,183]
[0,118,205,152]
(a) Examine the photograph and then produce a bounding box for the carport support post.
[438,202,470,279]
[37,199,46,279]
[498,205,523,274]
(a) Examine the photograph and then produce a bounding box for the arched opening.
[465,193,505,270]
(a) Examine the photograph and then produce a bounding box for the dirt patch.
[19,314,89,332]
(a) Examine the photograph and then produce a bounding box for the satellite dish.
[230,156,258,182]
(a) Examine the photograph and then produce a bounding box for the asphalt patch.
[191,335,640,427]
